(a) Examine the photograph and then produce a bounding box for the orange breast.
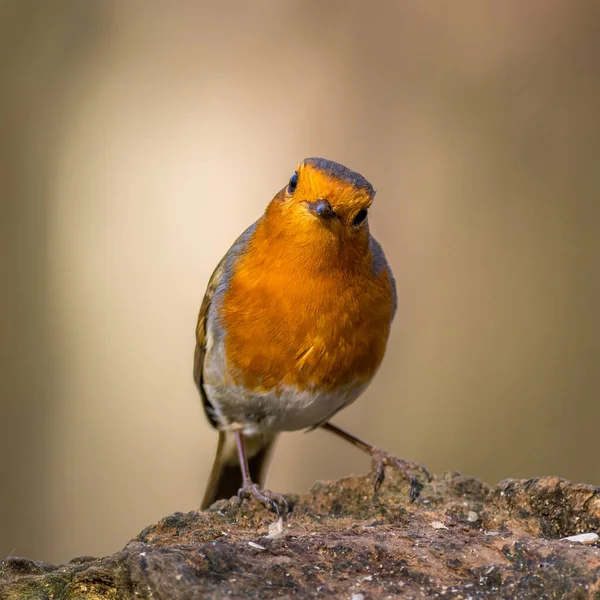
[219,214,395,393]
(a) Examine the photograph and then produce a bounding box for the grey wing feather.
[193,219,260,429]
[369,234,397,319]
[194,256,227,429]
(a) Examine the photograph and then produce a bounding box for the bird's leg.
[320,422,431,501]
[234,429,288,514]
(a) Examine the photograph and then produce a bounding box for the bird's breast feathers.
[201,216,395,433]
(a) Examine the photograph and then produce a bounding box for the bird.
[194,157,429,512]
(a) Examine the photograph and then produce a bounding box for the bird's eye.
[288,172,298,193]
[352,209,368,226]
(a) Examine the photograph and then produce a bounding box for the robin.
[195,157,429,512]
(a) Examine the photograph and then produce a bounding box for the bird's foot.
[371,449,432,502]
[237,482,289,514]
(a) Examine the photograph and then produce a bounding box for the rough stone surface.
[1,471,600,599]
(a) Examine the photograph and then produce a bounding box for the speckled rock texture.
[1,471,600,599]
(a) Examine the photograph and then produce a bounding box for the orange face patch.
[289,162,374,228]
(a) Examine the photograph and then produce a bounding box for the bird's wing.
[369,234,397,319]
[193,220,260,429]
[194,255,228,429]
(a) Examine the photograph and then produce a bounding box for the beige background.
[1,1,599,564]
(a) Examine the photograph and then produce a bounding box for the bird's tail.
[201,431,277,510]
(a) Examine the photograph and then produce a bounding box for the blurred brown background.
[1,0,599,565]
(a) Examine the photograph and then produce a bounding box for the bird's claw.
[371,449,432,502]
[237,482,289,515]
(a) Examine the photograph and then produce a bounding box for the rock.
[1,471,599,598]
